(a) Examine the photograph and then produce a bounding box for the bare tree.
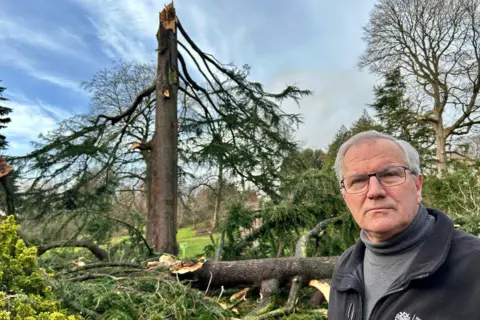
[359,0,480,173]
[82,61,156,208]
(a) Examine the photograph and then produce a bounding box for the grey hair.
[334,130,421,185]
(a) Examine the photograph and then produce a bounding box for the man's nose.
[366,175,386,199]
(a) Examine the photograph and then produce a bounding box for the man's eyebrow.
[345,165,401,177]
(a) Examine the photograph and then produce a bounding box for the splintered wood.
[0,158,13,178]
[147,255,204,274]
[309,279,330,303]
[160,2,177,31]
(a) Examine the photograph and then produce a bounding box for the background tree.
[0,81,12,150]
[82,61,156,211]
[370,68,436,172]
[322,110,383,171]
[359,0,480,174]
[0,81,14,216]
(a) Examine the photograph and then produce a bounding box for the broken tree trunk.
[147,2,179,255]
[245,217,340,317]
[184,256,339,289]
[0,158,14,216]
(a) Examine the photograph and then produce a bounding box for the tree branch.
[295,217,340,258]
[37,240,108,261]
[66,262,142,273]
[99,214,154,257]
[95,82,156,126]
[69,274,124,282]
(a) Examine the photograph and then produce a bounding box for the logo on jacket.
[395,312,422,320]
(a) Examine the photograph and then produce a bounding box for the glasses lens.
[377,166,406,186]
[344,175,369,193]
[343,166,408,193]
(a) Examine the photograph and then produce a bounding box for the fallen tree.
[186,256,339,289]
[62,217,342,319]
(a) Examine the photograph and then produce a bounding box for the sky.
[0,0,379,156]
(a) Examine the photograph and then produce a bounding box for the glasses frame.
[341,165,412,194]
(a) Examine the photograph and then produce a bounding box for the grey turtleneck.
[361,205,435,320]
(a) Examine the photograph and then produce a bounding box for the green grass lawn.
[177,225,220,259]
[109,224,219,259]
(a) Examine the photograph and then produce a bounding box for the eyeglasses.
[341,165,412,194]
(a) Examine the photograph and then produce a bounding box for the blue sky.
[0,0,379,156]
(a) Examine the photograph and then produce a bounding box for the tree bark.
[147,2,179,255]
[434,114,447,174]
[141,149,152,212]
[0,175,14,216]
[249,278,279,316]
[0,158,14,216]
[214,230,225,260]
[212,160,223,231]
[186,256,339,289]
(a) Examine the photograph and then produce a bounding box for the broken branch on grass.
[37,240,108,261]
[69,273,124,282]
[248,278,279,316]
[66,262,143,273]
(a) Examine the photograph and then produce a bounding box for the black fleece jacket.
[327,208,480,320]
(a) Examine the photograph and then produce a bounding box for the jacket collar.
[332,208,454,291]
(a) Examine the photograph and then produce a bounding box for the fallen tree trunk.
[183,256,339,289]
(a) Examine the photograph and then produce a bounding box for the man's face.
[341,138,423,243]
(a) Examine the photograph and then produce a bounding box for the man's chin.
[364,218,399,235]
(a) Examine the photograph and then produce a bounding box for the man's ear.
[415,174,423,203]
[341,188,348,203]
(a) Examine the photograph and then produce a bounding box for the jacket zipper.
[367,273,429,320]
[347,302,354,320]
[348,272,364,320]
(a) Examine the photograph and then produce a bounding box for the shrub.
[0,216,82,320]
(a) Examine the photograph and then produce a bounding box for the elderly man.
[327,130,480,320]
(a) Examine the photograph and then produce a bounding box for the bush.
[423,163,480,236]
[0,216,82,320]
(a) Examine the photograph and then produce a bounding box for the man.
[327,130,480,320]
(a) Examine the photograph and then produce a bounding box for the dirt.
[193,227,211,236]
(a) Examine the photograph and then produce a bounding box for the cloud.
[73,0,247,78]
[0,46,84,93]
[269,69,379,150]
[2,91,73,155]
[72,0,158,63]
[28,72,84,94]
[0,14,92,63]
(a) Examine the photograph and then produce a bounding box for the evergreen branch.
[97,214,154,256]
[37,240,108,260]
[178,82,217,134]
[65,262,143,273]
[9,125,101,161]
[95,82,156,126]
[177,52,203,91]
[295,217,340,258]
[69,274,124,282]
[176,45,227,118]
